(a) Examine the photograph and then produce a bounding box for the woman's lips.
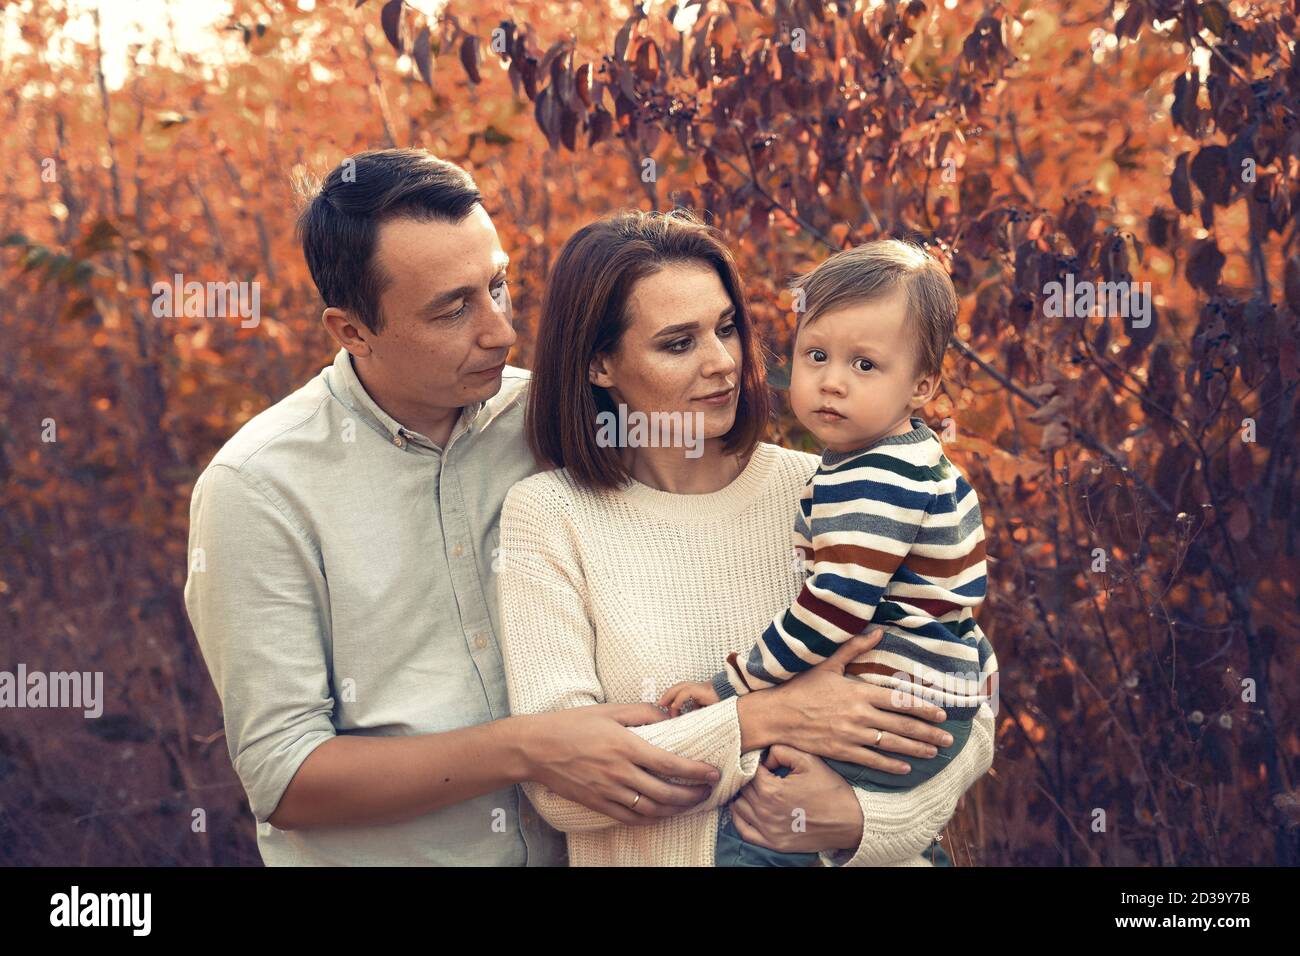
[693,387,735,406]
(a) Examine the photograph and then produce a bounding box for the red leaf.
[380,0,403,54]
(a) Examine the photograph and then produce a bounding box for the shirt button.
[453,543,464,557]
[392,434,405,448]
[473,633,488,650]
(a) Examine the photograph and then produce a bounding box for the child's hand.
[657,681,721,717]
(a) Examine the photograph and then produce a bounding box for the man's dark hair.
[296,148,483,333]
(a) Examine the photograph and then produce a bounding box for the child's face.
[789,287,938,452]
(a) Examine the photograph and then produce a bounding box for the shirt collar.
[820,417,934,466]
[326,348,485,450]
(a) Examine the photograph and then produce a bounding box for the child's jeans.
[714,715,973,867]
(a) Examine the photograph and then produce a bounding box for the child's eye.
[853,358,875,372]
[805,349,827,363]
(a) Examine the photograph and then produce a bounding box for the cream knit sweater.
[498,442,995,867]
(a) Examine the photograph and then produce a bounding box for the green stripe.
[829,452,947,484]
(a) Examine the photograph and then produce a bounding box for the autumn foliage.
[2,0,1297,865]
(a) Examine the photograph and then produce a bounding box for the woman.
[498,209,995,866]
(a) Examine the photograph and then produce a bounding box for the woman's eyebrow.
[654,307,735,338]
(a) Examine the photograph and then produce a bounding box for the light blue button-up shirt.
[183,347,566,865]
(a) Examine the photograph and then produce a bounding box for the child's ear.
[588,353,615,389]
[910,371,941,409]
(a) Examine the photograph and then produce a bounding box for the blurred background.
[1,0,1297,865]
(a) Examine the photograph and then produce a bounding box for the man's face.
[362,205,516,414]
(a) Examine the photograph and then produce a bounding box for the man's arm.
[266,704,710,830]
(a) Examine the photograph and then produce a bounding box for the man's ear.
[322,306,373,357]
[588,352,615,389]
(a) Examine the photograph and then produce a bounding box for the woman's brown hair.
[526,208,771,491]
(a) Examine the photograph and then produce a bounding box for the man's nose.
[480,295,517,350]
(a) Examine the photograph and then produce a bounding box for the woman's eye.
[853,358,875,372]
[718,322,737,337]
[668,338,692,353]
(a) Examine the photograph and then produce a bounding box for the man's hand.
[728,745,863,854]
[522,703,721,827]
[657,680,721,717]
[760,629,954,772]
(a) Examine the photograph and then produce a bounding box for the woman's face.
[589,262,743,442]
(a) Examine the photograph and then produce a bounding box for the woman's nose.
[701,335,737,377]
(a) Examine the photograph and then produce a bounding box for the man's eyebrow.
[419,256,511,313]
[421,286,472,312]
[653,306,735,338]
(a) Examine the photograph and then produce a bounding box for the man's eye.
[853,358,874,372]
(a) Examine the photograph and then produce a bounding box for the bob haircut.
[526,208,771,491]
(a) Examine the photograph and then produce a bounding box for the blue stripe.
[815,478,932,511]
[810,573,884,608]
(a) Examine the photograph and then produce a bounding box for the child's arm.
[657,680,720,717]
[716,450,935,698]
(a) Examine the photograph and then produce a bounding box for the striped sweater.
[712,418,997,720]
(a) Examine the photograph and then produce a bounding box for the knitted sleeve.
[820,704,996,867]
[497,477,761,834]
[716,450,932,698]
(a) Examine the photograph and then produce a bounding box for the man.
[184,150,725,865]
[185,149,941,866]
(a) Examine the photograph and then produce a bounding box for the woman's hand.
[522,703,721,826]
[727,745,862,854]
[745,629,954,774]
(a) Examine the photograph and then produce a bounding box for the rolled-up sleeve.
[183,463,337,824]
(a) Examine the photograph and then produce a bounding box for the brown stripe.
[900,596,963,617]
[905,538,986,578]
[726,651,753,692]
[815,543,904,574]
[845,662,951,690]
[797,587,868,635]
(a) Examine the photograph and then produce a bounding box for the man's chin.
[462,366,505,399]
